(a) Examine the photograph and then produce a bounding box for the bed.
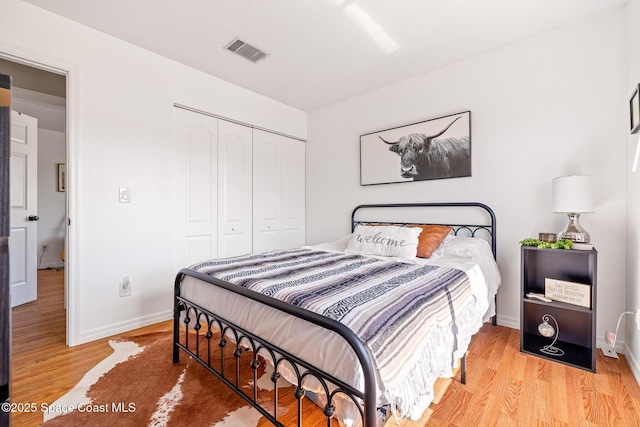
[173,202,500,427]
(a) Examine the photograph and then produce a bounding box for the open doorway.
[0,58,67,333]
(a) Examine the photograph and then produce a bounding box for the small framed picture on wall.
[630,84,640,134]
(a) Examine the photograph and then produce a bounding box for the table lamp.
[552,175,594,244]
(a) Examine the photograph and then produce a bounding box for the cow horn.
[378,135,398,145]
[426,116,461,139]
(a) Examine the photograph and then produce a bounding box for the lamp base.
[558,213,590,244]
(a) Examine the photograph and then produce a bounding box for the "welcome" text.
[355,232,413,247]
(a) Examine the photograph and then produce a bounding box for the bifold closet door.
[253,130,282,252]
[217,120,252,257]
[281,138,305,249]
[175,106,300,263]
[173,108,218,268]
[253,129,305,252]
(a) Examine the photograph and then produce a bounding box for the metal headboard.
[351,202,497,259]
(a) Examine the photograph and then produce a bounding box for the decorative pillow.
[412,224,453,258]
[345,225,422,258]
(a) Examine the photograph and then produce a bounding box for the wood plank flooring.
[398,324,640,427]
[10,269,171,427]
[10,269,640,426]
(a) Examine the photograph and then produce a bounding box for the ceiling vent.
[224,38,267,63]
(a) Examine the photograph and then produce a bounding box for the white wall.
[0,0,306,344]
[625,0,640,382]
[12,88,66,270]
[307,9,627,348]
[36,128,65,269]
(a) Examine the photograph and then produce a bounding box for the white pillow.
[430,234,456,258]
[345,225,422,258]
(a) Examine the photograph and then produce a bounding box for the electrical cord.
[38,246,45,269]
[607,311,635,350]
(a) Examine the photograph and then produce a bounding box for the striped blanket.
[190,248,477,395]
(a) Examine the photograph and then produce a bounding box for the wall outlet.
[42,244,49,253]
[119,276,131,297]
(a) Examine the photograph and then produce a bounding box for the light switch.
[119,187,131,203]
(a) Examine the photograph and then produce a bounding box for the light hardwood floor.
[10,269,171,426]
[10,269,640,426]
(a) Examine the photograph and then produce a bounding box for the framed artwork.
[57,163,66,192]
[631,85,640,134]
[360,111,471,186]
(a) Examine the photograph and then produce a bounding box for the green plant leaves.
[519,238,573,250]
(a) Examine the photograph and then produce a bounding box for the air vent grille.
[225,38,267,63]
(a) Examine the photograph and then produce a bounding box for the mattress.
[179,235,501,426]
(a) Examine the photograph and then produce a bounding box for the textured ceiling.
[24,0,626,112]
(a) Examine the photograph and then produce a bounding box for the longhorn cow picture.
[360,111,471,185]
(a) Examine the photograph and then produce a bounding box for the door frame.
[0,46,80,346]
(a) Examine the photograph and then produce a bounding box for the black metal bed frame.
[173,202,497,427]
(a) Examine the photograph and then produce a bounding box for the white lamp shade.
[552,175,594,213]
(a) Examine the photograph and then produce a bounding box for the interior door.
[9,111,38,307]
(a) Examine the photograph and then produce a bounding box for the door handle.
[28,215,39,221]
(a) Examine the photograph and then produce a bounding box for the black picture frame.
[630,84,640,134]
[360,111,471,186]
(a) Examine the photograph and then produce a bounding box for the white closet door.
[252,130,282,253]
[281,138,305,249]
[173,108,218,268]
[218,120,253,257]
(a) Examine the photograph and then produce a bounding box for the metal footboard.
[173,269,378,427]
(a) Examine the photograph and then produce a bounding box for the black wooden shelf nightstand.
[520,246,597,372]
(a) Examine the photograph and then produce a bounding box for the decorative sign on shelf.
[544,278,591,308]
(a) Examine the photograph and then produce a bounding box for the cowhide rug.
[41,332,290,427]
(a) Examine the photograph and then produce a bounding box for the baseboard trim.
[597,335,626,353]
[624,343,640,387]
[38,262,65,270]
[495,314,519,330]
[78,310,173,345]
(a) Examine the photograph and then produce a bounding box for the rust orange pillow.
[412,225,452,258]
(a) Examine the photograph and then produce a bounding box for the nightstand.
[520,246,597,372]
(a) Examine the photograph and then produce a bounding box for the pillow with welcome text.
[345,225,422,258]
